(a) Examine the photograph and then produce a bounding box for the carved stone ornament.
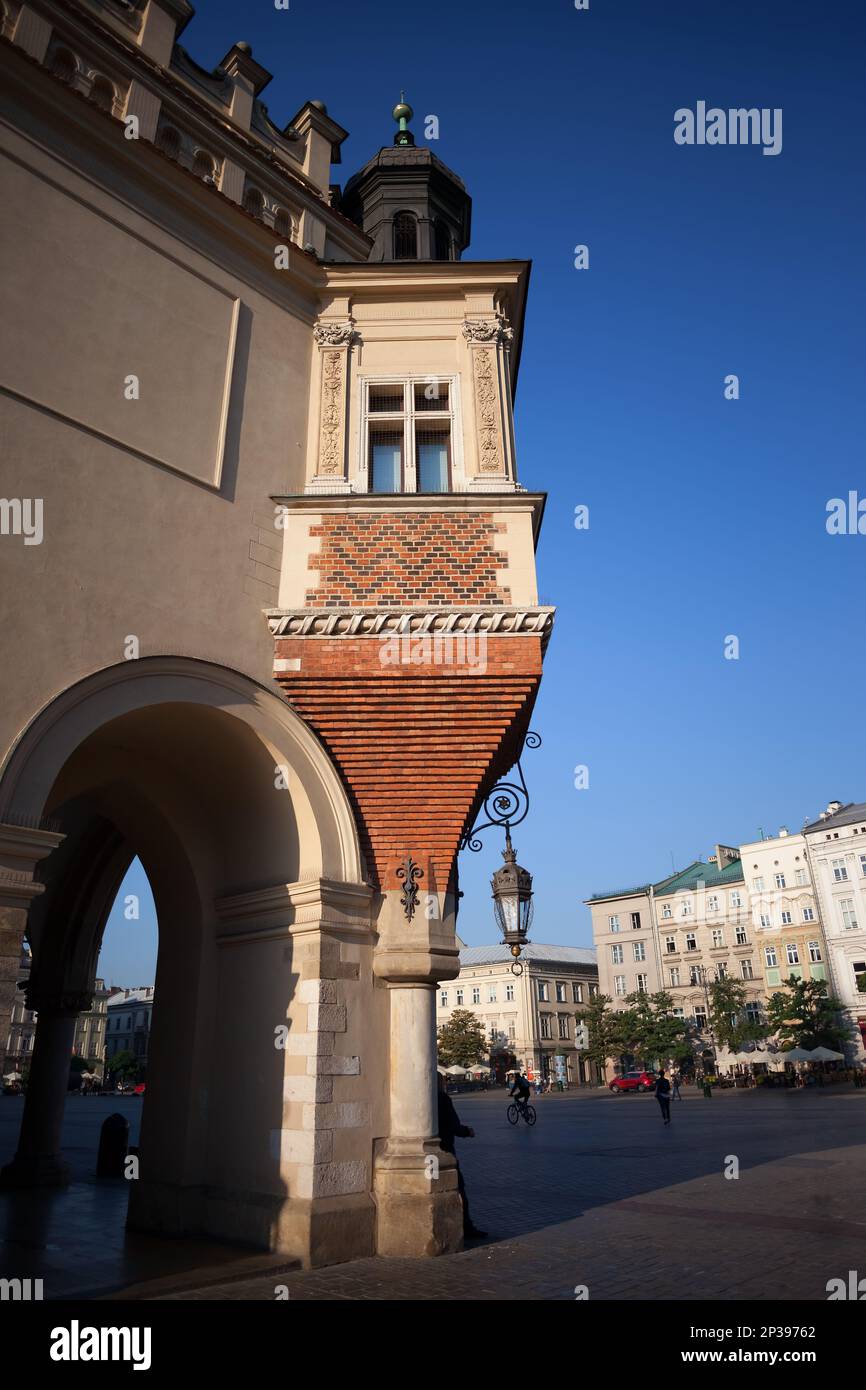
[317,350,346,476]
[314,319,356,347]
[473,348,505,473]
[461,316,514,346]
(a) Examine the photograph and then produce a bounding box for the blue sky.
[98,0,865,983]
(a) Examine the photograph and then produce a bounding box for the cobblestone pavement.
[155,1087,866,1301]
[4,1088,865,1301]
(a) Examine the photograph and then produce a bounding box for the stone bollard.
[96,1112,129,1178]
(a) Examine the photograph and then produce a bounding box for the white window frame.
[357,373,464,493]
[633,941,646,961]
[611,944,623,964]
[780,911,792,926]
[802,907,815,922]
[832,859,849,883]
[840,899,858,931]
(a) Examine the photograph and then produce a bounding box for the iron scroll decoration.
[460,731,541,853]
[397,855,423,922]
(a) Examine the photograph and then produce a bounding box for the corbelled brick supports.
[269,494,552,1256]
[272,633,543,892]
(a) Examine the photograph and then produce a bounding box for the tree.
[106,1049,140,1082]
[619,990,692,1067]
[576,993,625,1073]
[706,978,766,1052]
[437,1009,488,1068]
[765,976,853,1051]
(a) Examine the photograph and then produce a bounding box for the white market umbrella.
[810,1046,844,1061]
[780,1047,815,1062]
[470,1065,491,1074]
[3,1072,22,1082]
[436,1065,448,1075]
[446,1064,469,1075]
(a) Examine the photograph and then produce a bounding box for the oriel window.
[364,378,456,493]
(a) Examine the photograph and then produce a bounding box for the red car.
[609,1070,656,1093]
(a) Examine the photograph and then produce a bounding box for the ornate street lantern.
[491,825,533,974]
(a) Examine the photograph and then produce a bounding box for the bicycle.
[506,1096,537,1126]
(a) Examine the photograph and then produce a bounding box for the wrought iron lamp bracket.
[460,731,541,853]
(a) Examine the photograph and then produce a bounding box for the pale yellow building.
[436,944,601,1086]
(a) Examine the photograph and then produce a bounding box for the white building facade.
[803,801,866,1060]
[436,944,601,1085]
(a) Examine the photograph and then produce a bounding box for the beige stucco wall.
[0,85,317,761]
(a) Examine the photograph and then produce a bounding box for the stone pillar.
[0,823,65,1076]
[0,903,29,1078]
[1,996,84,1187]
[373,896,463,1257]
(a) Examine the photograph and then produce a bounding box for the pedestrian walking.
[655,1067,672,1126]
[436,1072,486,1240]
[672,1069,682,1100]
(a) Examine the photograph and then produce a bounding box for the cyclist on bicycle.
[509,1072,531,1107]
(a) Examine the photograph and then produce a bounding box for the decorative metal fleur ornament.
[397,855,423,922]
[461,731,541,852]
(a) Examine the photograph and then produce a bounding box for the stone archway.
[0,656,396,1265]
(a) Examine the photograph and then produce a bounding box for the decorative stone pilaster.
[308,319,356,494]
[462,316,514,485]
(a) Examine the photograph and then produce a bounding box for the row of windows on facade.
[46,44,301,243]
[607,857,866,933]
[155,123,300,240]
[611,941,825,995]
[439,980,598,1008]
[49,44,118,112]
[827,854,866,883]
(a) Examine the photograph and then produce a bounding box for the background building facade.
[437,944,600,1085]
[804,801,866,1060]
[105,986,154,1070]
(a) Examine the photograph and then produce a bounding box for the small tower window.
[393,211,417,260]
[50,48,77,85]
[89,74,115,113]
[192,149,216,183]
[157,124,181,160]
[274,207,295,240]
[243,186,265,219]
[434,219,452,261]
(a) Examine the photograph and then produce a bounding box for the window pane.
[370,431,402,492]
[368,384,405,413]
[417,429,449,491]
[414,382,449,412]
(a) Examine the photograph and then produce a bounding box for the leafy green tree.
[106,1049,140,1082]
[765,977,853,1051]
[576,993,625,1073]
[619,990,692,1068]
[707,978,766,1051]
[437,1009,488,1068]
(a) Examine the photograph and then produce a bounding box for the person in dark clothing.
[655,1067,672,1125]
[509,1072,531,1107]
[437,1073,486,1239]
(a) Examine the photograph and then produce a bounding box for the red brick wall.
[274,635,542,891]
[305,513,511,607]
